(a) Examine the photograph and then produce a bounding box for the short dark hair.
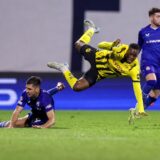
[26,76,41,87]
[149,8,160,16]
[129,43,140,52]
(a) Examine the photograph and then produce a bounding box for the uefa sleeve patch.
[45,104,52,110]
[17,100,23,105]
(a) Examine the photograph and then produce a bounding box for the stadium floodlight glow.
[0,78,17,84]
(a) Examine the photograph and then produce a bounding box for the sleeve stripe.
[132,80,140,83]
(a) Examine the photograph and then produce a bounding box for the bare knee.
[75,41,85,52]
[73,80,89,91]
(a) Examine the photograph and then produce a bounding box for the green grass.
[0,110,160,160]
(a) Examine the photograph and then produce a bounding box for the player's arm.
[98,39,121,50]
[8,91,26,128]
[47,82,65,96]
[130,67,144,113]
[8,106,23,128]
[41,110,55,128]
[138,31,143,49]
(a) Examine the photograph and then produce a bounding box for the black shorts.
[80,45,99,86]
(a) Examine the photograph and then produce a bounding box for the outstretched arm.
[47,82,65,96]
[98,39,121,50]
[132,81,144,113]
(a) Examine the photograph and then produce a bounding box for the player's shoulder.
[21,89,27,97]
[41,89,51,96]
[40,89,53,100]
[134,58,139,65]
[40,89,53,106]
[139,25,151,33]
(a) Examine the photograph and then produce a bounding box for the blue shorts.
[141,64,160,89]
[25,113,48,127]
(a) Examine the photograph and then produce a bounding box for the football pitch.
[0,110,160,160]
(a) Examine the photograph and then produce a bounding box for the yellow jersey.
[96,42,144,112]
[95,43,140,82]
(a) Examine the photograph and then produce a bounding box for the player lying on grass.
[0,76,65,128]
[47,19,147,119]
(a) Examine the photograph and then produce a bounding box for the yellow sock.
[79,28,95,44]
[63,70,78,89]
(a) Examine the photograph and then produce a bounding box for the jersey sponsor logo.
[85,48,91,53]
[146,39,160,44]
[112,61,125,74]
[145,33,150,37]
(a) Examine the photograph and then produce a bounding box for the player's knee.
[146,80,157,87]
[75,41,85,52]
[72,83,84,92]
[72,81,89,92]
[73,85,83,92]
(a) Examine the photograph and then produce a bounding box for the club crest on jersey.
[145,33,150,37]
[85,48,91,53]
[36,101,40,107]
[146,66,150,71]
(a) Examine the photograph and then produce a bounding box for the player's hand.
[7,124,14,128]
[32,125,43,129]
[56,82,65,91]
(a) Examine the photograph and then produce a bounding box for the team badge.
[85,48,91,53]
[146,66,150,71]
[36,101,40,107]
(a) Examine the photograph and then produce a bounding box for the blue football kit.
[17,88,57,127]
[138,25,160,89]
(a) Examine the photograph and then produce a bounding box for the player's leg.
[47,62,92,91]
[75,19,99,52]
[47,62,79,90]
[0,115,28,128]
[48,37,98,91]
[0,121,10,128]
[144,74,160,109]
[14,115,29,127]
[141,65,157,103]
[144,90,158,109]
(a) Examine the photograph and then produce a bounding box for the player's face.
[150,12,160,27]
[125,48,139,63]
[26,84,39,98]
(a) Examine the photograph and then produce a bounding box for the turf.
[0,110,160,160]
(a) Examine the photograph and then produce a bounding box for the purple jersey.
[17,89,54,120]
[138,25,160,66]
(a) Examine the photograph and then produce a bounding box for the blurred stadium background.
[0,0,160,110]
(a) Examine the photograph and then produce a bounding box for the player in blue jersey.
[129,8,160,118]
[0,76,65,128]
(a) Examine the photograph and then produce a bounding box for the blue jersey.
[17,89,54,120]
[138,25,160,67]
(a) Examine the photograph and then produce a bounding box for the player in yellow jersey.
[47,20,147,123]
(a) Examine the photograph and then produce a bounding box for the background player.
[0,76,65,128]
[47,20,147,118]
[129,8,160,117]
